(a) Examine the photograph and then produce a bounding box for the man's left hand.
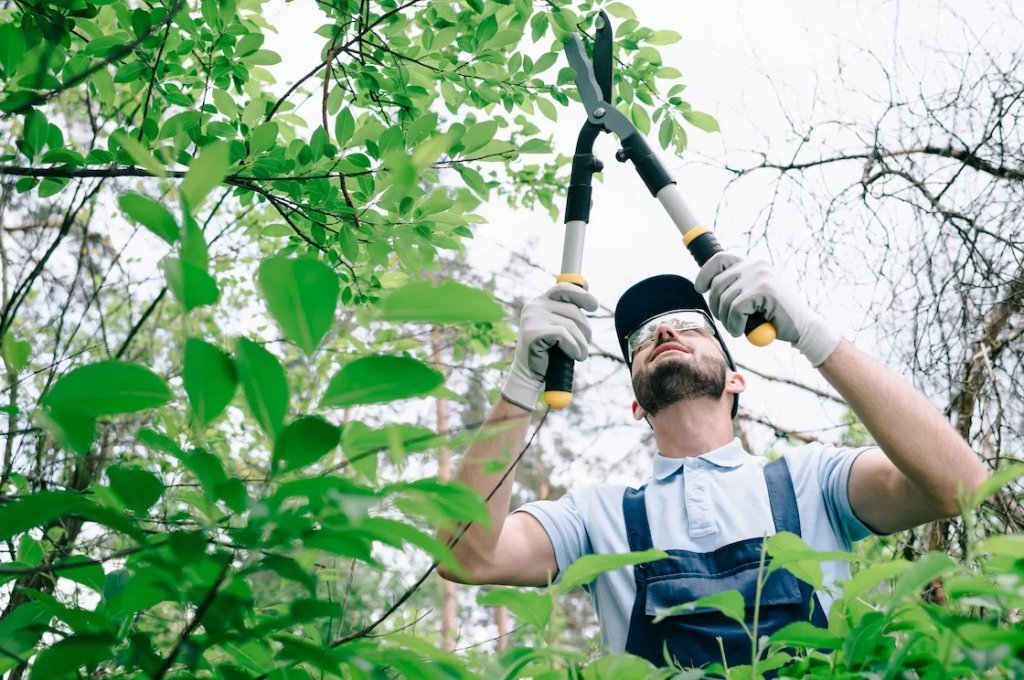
[694,252,842,367]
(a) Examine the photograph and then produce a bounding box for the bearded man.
[438,254,988,670]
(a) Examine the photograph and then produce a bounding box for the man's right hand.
[500,283,599,411]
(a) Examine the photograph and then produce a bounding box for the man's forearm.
[438,397,532,576]
[818,339,989,512]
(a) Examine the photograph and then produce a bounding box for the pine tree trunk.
[432,327,458,652]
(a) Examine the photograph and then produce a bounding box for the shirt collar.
[651,438,749,481]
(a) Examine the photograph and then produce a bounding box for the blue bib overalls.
[621,457,828,670]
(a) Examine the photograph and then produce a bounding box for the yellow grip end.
[556,273,587,286]
[746,322,777,347]
[544,391,573,409]
[682,225,711,247]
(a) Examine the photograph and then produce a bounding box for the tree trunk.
[432,327,458,653]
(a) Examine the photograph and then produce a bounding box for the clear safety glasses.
[626,310,718,358]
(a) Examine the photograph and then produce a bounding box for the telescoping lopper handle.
[543,273,587,409]
[654,184,777,347]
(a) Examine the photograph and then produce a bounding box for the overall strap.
[763,457,802,537]
[622,486,655,552]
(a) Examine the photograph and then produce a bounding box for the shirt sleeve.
[512,488,592,585]
[814,444,882,549]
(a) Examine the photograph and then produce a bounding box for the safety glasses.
[626,310,718,358]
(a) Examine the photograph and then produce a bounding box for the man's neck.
[648,397,735,458]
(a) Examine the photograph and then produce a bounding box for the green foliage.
[1,0,1016,677]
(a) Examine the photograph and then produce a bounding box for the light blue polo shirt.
[513,439,877,652]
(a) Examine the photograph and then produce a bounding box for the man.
[437,253,988,669]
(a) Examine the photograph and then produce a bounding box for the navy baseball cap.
[614,274,739,418]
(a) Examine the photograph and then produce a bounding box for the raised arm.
[818,340,988,532]
[437,283,598,586]
[695,253,989,535]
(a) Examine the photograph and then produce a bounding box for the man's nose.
[653,323,680,344]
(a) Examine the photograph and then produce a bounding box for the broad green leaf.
[273,416,340,473]
[321,356,443,407]
[768,620,841,649]
[653,589,746,626]
[23,110,48,158]
[477,588,553,631]
[183,339,237,425]
[0,491,96,542]
[975,534,1024,558]
[111,131,166,178]
[765,531,852,589]
[28,632,115,679]
[557,549,668,591]
[648,29,682,45]
[889,552,956,604]
[0,24,26,74]
[605,2,636,20]
[44,361,172,417]
[118,193,177,244]
[460,120,498,155]
[682,109,720,132]
[2,336,30,372]
[181,141,230,207]
[39,409,96,455]
[257,257,339,355]
[342,421,438,482]
[212,88,238,119]
[234,338,289,438]
[971,463,1024,507]
[378,280,503,323]
[163,257,219,310]
[843,560,911,601]
[107,465,164,514]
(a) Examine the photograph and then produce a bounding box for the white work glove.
[694,252,842,367]
[501,283,599,411]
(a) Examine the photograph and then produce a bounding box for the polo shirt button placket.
[686,463,717,538]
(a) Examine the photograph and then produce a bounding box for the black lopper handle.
[543,275,587,408]
[682,226,777,347]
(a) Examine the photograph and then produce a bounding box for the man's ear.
[725,370,747,395]
[631,399,647,421]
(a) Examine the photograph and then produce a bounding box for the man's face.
[629,316,730,417]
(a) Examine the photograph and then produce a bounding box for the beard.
[632,351,728,416]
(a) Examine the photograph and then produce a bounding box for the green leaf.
[39,409,96,455]
[247,49,282,65]
[648,29,682,45]
[975,534,1024,558]
[23,110,48,158]
[321,356,444,407]
[889,552,956,604]
[107,465,164,514]
[181,141,230,208]
[341,421,438,482]
[378,280,503,324]
[163,257,219,310]
[2,336,30,372]
[0,491,96,542]
[44,361,172,417]
[477,588,553,631]
[658,117,674,149]
[532,52,558,74]
[212,88,238,119]
[605,2,636,20]
[460,120,498,155]
[0,24,26,74]
[234,338,289,438]
[118,193,178,245]
[971,463,1024,507]
[183,339,237,425]
[630,103,651,135]
[765,531,852,590]
[28,633,115,679]
[557,549,667,591]
[768,620,841,649]
[273,416,340,473]
[257,257,339,355]
[682,109,720,132]
[843,560,911,601]
[111,131,166,178]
